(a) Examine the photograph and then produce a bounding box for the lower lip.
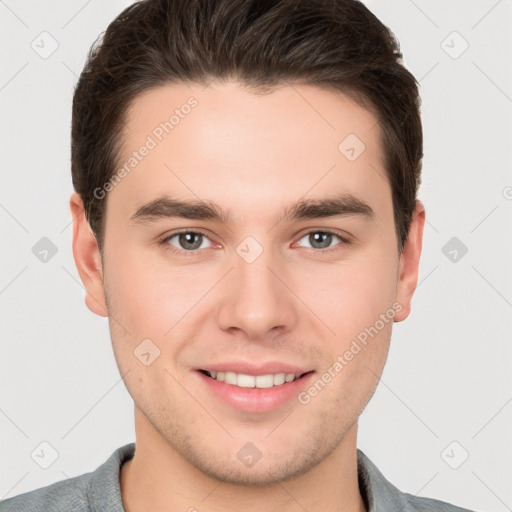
[196,371,315,413]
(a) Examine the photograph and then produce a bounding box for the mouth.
[194,362,316,412]
[198,369,312,389]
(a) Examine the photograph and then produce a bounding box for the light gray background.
[1,1,511,510]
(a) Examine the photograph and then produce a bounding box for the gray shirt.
[0,443,476,511]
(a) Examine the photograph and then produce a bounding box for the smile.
[196,363,315,412]
[199,370,306,388]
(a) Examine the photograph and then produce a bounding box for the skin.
[71,81,424,512]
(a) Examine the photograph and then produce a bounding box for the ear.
[394,200,425,322]
[70,192,108,317]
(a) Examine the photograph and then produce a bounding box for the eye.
[160,229,348,255]
[296,230,346,250]
[163,231,213,252]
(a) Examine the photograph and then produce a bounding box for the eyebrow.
[130,194,374,225]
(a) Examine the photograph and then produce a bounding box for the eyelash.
[159,229,350,256]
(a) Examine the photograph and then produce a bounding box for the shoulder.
[357,449,478,512]
[401,492,477,512]
[0,473,91,512]
[0,443,135,512]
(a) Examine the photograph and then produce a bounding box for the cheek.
[299,248,398,341]
[304,256,396,411]
[103,245,223,366]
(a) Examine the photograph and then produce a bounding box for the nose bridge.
[216,241,298,338]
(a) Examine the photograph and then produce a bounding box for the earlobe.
[70,192,108,317]
[394,201,425,322]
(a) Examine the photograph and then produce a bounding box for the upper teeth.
[207,371,300,388]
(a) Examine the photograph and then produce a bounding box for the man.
[0,0,476,511]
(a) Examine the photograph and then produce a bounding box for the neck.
[120,408,366,512]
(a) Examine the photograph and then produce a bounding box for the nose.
[216,249,299,341]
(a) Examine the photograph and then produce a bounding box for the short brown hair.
[71,0,422,252]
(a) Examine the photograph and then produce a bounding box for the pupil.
[180,233,202,250]
[310,232,331,249]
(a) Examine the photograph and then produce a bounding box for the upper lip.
[196,361,313,376]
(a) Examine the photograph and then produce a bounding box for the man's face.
[80,82,419,485]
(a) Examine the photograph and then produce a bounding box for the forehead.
[109,81,390,223]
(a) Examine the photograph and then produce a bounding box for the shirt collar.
[357,449,413,511]
[87,443,411,511]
